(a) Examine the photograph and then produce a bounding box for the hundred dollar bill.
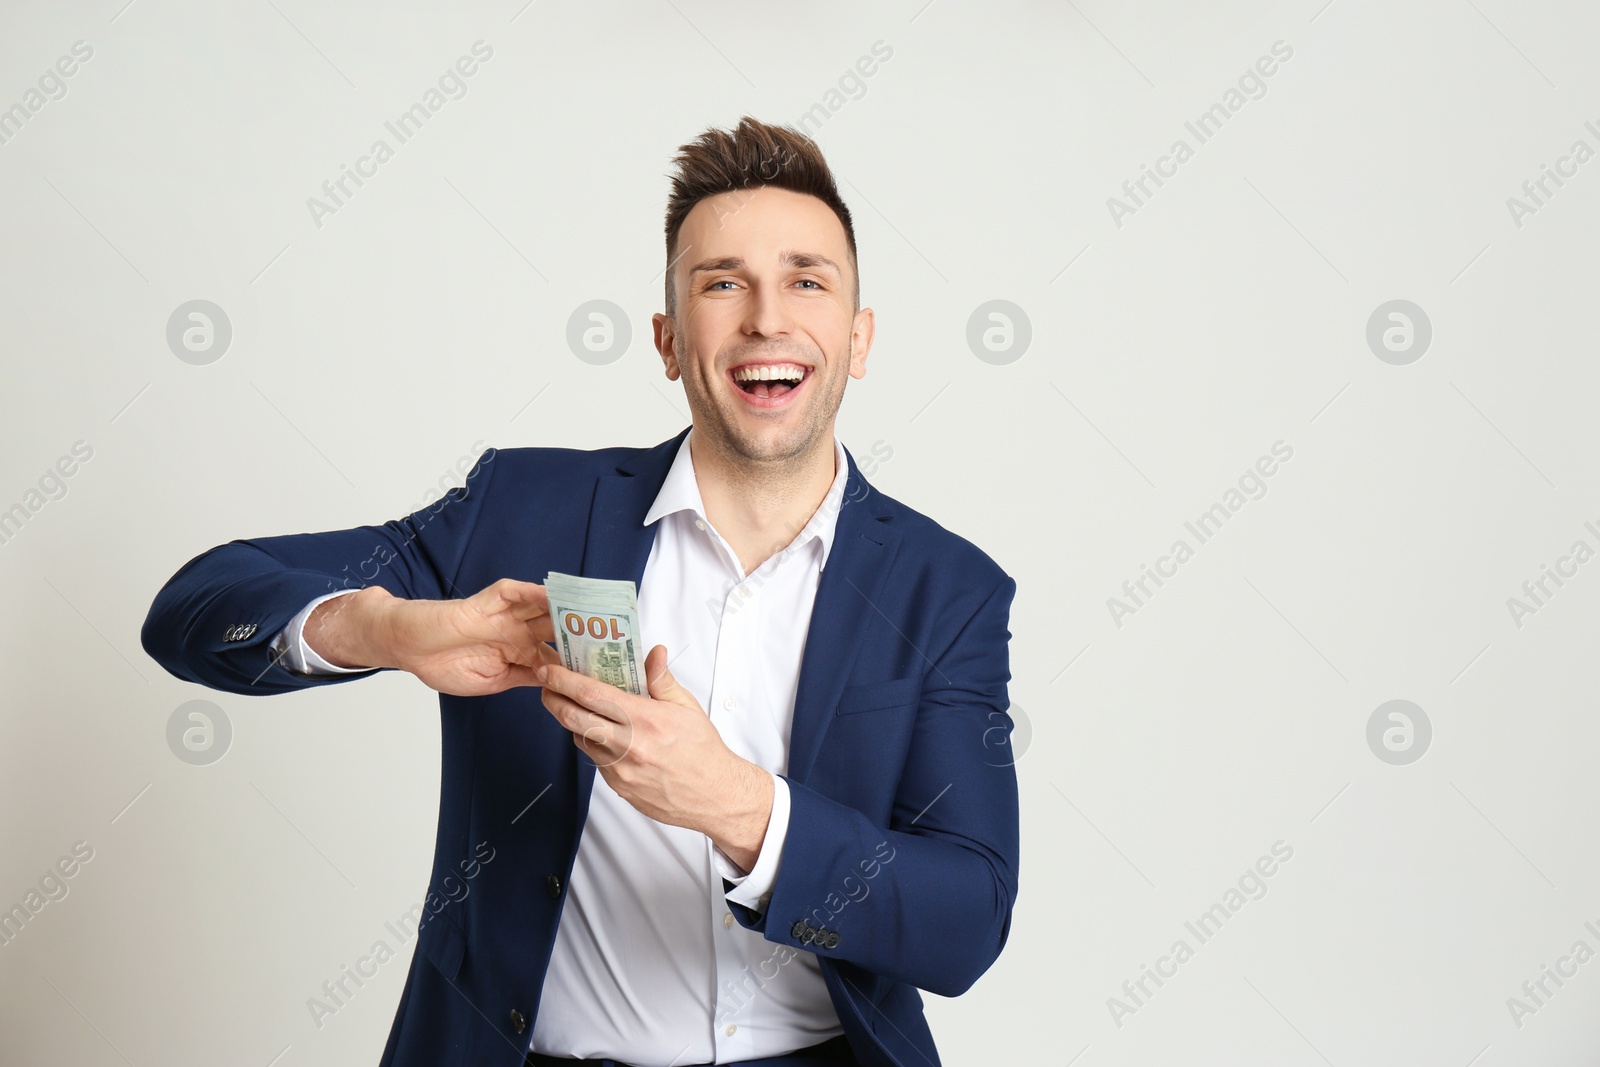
[544,571,644,695]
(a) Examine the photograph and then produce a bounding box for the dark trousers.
[523,1034,858,1067]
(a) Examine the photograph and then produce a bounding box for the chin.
[725,423,820,465]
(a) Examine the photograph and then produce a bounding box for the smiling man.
[142,116,1019,1067]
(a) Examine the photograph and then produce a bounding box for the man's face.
[653,187,873,467]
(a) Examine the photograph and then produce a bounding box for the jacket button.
[546,874,562,899]
[509,1007,528,1034]
[790,920,807,939]
[824,931,841,948]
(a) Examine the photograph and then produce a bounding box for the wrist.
[305,585,402,670]
[713,760,774,873]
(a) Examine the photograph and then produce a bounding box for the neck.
[688,428,838,576]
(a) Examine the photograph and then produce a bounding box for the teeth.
[733,363,806,382]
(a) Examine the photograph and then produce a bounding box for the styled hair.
[663,116,858,315]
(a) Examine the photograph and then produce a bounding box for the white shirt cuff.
[271,589,369,675]
[714,772,789,913]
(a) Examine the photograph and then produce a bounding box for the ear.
[652,313,681,381]
[848,306,875,379]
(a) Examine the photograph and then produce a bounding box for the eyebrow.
[686,250,843,277]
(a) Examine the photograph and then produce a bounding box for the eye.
[795,279,824,290]
[706,279,739,291]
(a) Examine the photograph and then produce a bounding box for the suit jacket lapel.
[578,428,688,587]
[568,428,687,806]
[787,449,901,785]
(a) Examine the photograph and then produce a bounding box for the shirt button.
[695,518,707,530]
[723,913,735,927]
[738,585,751,598]
[726,1024,738,1036]
[723,697,737,710]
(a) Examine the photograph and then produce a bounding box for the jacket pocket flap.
[417,913,465,980]
[836,676,922,716]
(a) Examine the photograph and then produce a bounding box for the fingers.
[538,664,636,770]
[644,644,668,685]
[499,662,547,690]
[471,578,550,620]
[644,644,696,709]
[500,581,551,622]
[486,581,555,642]
[539,664,627,725]
[541,686,628,742]
[453,581,555,654]
[495,643,562,690]
[499,636,559,679]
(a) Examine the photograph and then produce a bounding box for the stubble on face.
[674,327,849,475]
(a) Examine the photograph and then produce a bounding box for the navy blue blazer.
[141,427,1020,1067]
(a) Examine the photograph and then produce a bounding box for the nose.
[741,278,794,340]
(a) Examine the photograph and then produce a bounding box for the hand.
[306,579,560,697]
[538,645,773,868]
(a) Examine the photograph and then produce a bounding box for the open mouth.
[730,362,809,404]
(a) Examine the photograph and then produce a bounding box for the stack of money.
[544,572,644,695]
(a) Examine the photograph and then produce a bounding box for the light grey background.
[3,0,1598,1064]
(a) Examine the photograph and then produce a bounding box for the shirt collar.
[642,428,852,570]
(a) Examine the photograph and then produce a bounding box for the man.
[142,116,1019,1067]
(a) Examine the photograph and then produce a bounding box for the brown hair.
[663,116,858,315]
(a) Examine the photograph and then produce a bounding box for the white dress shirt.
[273,430,849,1065]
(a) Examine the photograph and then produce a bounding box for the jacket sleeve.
[727,574,1020,998]
[140,449,499,695]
